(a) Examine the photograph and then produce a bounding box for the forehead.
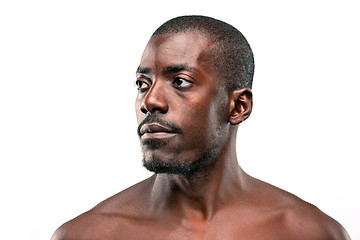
[139,32,215,74]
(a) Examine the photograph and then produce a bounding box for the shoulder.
[50,211,100,240]
[51,176,155,240]
[50,201,133,240]
[276,199,350,239]
[246,176,350,239]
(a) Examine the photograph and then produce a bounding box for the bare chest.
[86,213,286,240]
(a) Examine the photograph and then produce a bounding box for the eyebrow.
[136,64,199,75]
[161,64,198,74]
[136,66,150,74]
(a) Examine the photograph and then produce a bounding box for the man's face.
[135,32,229,176]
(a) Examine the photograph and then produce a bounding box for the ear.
[229,88,253,125]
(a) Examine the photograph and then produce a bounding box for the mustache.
[137,115,183,137]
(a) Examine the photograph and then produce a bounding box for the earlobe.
[229,88,253,125]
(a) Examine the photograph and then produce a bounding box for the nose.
[140,81,169,114]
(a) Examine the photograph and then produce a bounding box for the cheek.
[180,102,221,142]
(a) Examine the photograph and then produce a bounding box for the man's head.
[153,15,254,91]
[135,16,254,176]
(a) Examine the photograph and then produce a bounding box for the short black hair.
[153,15,254,90]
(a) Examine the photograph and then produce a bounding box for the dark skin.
[51,32,351,240]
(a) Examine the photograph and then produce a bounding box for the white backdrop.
[1,0,359,239]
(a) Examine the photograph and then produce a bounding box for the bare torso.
[51,174,350,240]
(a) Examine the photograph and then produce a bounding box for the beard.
[142,139,222,177]
[138,114,225,177]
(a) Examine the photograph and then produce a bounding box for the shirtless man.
[51,15,350,240]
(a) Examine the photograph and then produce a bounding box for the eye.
[135,80,150,91]
[173,77,193,88]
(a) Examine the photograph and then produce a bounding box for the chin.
[142,148,217,177]
[142,157,195,176]
[141,139,168,150]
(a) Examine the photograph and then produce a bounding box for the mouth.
[139,123,178,140]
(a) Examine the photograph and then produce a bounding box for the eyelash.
[135,76,193,92]
[135,80,149,91]
[172,77,193,88]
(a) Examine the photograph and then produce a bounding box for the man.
[51,15,350,240]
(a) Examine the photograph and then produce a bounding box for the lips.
[139,123,177,137]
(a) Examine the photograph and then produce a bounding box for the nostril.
[140,105,148,114]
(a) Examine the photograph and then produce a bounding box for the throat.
[149,159,245,221]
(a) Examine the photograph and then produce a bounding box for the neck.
[148,138,247,221]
